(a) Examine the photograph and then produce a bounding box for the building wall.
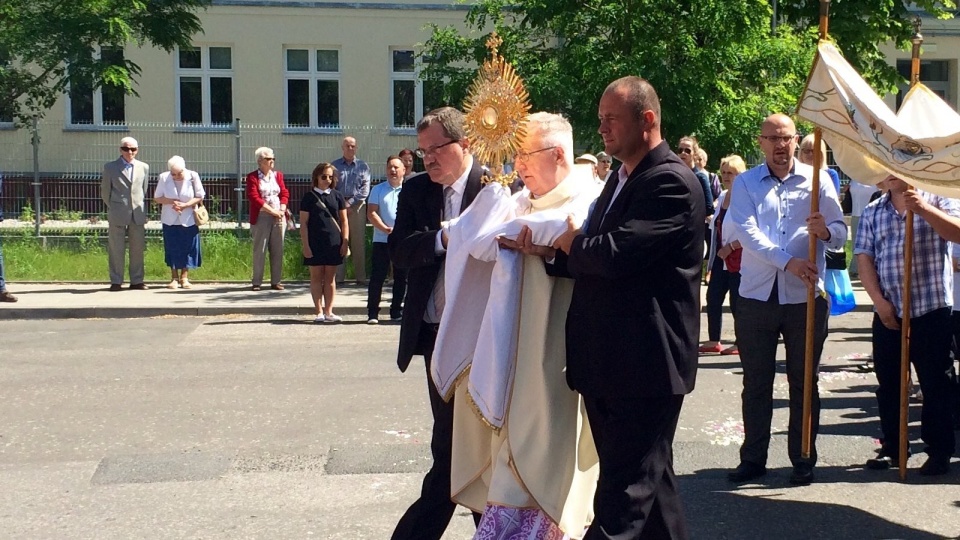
[0,1,479,179]
[879,13,960,110]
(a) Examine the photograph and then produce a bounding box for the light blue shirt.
[368,181,402,243]
[728,160,846,304]
[331,156,371,206]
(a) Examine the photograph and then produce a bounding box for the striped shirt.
[854,190,960,317]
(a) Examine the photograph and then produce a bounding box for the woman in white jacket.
[154,155,205,289]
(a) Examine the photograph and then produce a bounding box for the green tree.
[421,0,954,164]
[0,0,210,123]
[778,1,955,92]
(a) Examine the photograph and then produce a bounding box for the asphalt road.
[0,312,957,539]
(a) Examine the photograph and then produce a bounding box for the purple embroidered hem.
[474,504,567,540]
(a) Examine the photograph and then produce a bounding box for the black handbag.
[825,249,847,270]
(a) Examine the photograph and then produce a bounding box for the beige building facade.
[880,11,960,112]
[0,1,482,180]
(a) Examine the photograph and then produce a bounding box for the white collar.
[315,187,332,195]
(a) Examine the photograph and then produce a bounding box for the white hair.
[167,155,186,172]
[254,147,274,160]
[525,112,574,165]
[120,136,138,148]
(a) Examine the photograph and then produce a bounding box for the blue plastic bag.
[825,268,856,315]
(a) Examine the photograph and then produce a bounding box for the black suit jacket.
[388,163,484,372]
[551,141,705,399]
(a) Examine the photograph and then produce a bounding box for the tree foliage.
[421,0,955,165]
[0,0,211,122]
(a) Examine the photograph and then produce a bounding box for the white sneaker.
[324,314,343,323]
[313,314,325,323]
[166,280,180,289]
[367,318,379,325]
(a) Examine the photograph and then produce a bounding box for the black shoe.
[109,284,123,292]
[0,290,18,302]
[918,455,951,476]
[789,464,814,485]
[727,462,766,483]
[129,283,149,290]
[865,454,897,470]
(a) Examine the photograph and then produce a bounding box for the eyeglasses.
[120,147,138,152]
[260,157,275,161]
[415,140,459,158]
[760,134,797,144]
[318,174,334,180]
[515,146,558,163]
[677,148,693,155]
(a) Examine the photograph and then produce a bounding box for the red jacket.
[246,169,290,225]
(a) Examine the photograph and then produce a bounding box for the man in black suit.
[553,76,704,539]
[388,106,484,540]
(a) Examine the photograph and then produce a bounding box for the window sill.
[0,123,15,131]
[389,127,417,136]
[282,126,344,135]
[63,124,129,132]
[173,124,236,133]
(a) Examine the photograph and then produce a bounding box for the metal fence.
[0,120,418,236]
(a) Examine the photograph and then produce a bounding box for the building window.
[896,59,951,109]
[284,48,340,128]
[67,47,126,126]
[389,49,445,129]
[176,45,234,125]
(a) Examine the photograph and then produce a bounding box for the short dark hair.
[398,148,415,159]
[312,162,337,190]
[606,76,660,126]
[386,154,402,164]
[416,106,466,141]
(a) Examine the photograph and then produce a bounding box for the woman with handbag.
[246,147,290,291]
[701,154,746,355]
[154,155,205,289]
[300,162,349,323]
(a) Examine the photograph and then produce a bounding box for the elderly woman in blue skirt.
[154,155,205,289]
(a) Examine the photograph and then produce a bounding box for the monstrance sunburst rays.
[463,33,531,187]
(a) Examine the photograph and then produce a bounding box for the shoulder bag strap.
[311,191,342,234]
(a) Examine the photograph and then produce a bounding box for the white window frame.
[174,44,235,126]
[283,47,341,130]
[65,46,126,127]
[390,48,424,131]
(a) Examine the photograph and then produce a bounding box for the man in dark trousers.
[388,106,483,540]
[553,76,704,539]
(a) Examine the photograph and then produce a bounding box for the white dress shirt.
[728,160,846,304]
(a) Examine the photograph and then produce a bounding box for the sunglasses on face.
[677,148,693,155]
[319,174,334,180]
[120,147,138,152]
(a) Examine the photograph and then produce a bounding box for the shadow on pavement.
[685,467,957,538]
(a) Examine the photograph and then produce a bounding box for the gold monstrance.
[463,33,531,187]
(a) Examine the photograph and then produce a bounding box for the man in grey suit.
[101,136,150,291]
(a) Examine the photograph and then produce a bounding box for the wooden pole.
[801,0,831,460]
[898,17,923,482]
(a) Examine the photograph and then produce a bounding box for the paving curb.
[0,306,369,320]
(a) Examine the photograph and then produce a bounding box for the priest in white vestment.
[435,112,602,540]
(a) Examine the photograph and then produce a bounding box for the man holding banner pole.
[726,113,846,486]
[856,175,959,476]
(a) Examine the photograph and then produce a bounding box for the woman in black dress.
[300,163,349,323]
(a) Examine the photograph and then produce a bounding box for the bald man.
[726,114,846,486]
